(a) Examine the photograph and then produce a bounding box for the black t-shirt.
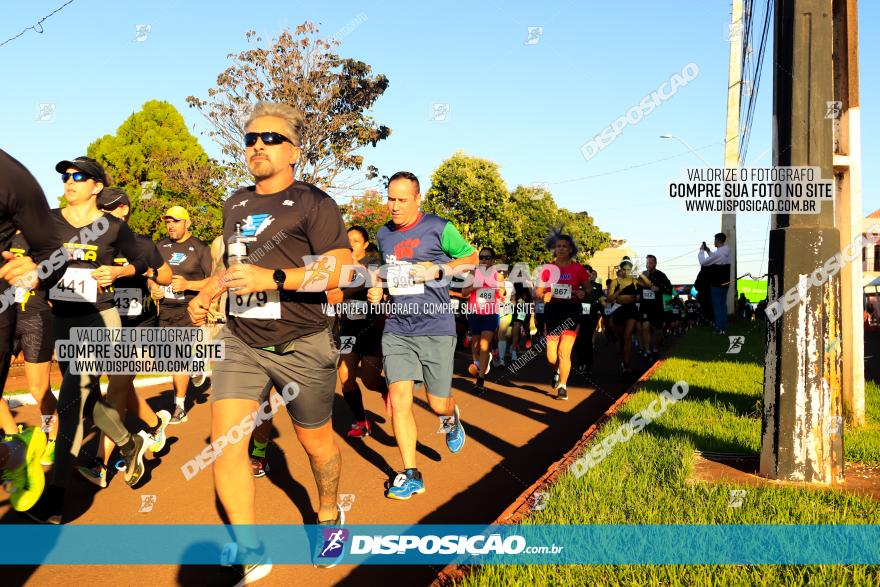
[0,150,67,297]
[339,252,384,321]
[583,280,603,316]
[156,235,212,306]
[8,234,50,313]
[223,181,350,348]
[641,269,672,310]
[114,234,166,319]
[49,209,148,317]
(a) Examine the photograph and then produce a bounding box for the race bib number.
[582,303,591,314]
[535,302,545,313]
[552,284,572,299]
[50,267,97,303]
[476,288,494,305]
[450,298,460,310]
[516,311,527,321]
[162,284,184,301]
[387,264,424,296]
[346,300,368,320]
[642,289,656,300]
[13,287,27,304]
[229,290,281,319]
[673,309,681,316]
[605,303,621,316]
[114,288,143,317]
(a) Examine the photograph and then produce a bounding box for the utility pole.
[722,0,744,316]
[760,0,843,484]
[832,0,864,425]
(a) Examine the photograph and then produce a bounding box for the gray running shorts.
[381,332,456,398]
[211,328,339,429]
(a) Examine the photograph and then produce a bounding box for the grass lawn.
[460,321,880,586]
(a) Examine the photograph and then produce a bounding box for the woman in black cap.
[27,157,153,524]
[603,256,652,375]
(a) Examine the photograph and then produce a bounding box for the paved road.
[1,332,652,586]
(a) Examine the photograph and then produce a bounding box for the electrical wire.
[0,1,76,48]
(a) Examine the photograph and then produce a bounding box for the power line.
[545,142,723,186]
[0,0,76,48]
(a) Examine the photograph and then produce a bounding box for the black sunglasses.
[479,255,494,260]
[244,131,293,148]
[61,172,92,183]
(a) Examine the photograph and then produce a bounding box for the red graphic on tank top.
[393,238,421,260]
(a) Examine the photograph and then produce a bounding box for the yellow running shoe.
[3,426,47,512]
[40,439,55,466]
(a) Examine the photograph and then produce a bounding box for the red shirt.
[468,267,503,315]
[539,262,591,304]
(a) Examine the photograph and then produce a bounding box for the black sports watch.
[272,269,286,291]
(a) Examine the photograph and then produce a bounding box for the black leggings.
[52,308,132,489]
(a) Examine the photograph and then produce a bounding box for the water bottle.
[227,223,247,266]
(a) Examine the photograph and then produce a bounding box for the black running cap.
[55,156,108,185]
[97,188,131,210]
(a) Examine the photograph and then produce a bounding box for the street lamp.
[660,134,712,167]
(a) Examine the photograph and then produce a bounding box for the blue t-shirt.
[376,213,474,337]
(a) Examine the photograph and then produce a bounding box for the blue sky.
[1,0,877,282]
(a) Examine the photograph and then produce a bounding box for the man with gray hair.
[189,101,354,579]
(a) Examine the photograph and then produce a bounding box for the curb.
[431,351,671,587]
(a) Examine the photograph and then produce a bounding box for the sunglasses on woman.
[479,255,494,260]
[61,172,92,183]
[244,131,293,148]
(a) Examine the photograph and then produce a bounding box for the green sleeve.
[440,222,474,259]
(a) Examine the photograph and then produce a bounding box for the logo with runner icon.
[339,336,356,354]
[318,528,349,560]
[241,214,275,238]
[169,252,187,265]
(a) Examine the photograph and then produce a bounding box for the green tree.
[186,22,391,194]
[87,100,225,242]
[554,208,611,263]
[339,189,390,240]
[423,152,516,255]
[507,185,559,266]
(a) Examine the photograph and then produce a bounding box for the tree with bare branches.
[186,22,391,196]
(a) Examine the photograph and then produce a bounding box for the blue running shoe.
[385,471,425,500]
[445,405,465,454]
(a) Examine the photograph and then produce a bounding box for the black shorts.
[544,303,581,337]
[612,304,639,327]
[339,317,384,357]
[510,303,531,325]
[639,303,664,328]
[121,312,159,330]
[14,308,54,363]
[158,304,192,328]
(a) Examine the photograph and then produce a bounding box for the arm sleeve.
[306,196,351,256]
[115,222,148,275]
[699,249,723,266]
[440,222,474,259]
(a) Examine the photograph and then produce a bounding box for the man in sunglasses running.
[188,101,353,580]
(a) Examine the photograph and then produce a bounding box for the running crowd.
[0,101,714,582]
